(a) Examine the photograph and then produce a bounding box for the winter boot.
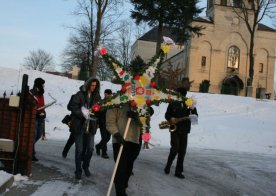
[175,173,185,179]
[83,168,91,177]
[32,155,39,162]
[164,166,170,174]
[95,145,101,156]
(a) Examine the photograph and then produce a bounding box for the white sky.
[0,1,274,71]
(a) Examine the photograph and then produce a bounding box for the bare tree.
[232,0,276,88]
[134,22,149,40]
[22,49,55,71]
[62,0,123,79]
[116,20,133,66]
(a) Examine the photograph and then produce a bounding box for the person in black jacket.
[164,87,198,179]
[61,114,74,158]
[95,89,112,159]
[67,77,101,180]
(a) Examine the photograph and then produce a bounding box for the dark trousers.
[113,142,140,196]
[96,127,111,155]
[165,132,188,174]
[74,132,94,175]
[33,118,45,155]
[62,132,75,156]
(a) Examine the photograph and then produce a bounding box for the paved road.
[3,140,276,196]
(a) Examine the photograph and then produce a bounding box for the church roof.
[138,26,178,43]
[194,16,213,23]
[138,20,275,43]
[258,23,276,32]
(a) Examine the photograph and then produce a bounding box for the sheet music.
[189,114,198,125]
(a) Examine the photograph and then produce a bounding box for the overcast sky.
[0,1,274,71]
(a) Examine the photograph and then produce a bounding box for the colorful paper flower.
[150,81,156,88]
[142,132,151,142]
[99,47,107,55]
[91,104,100,112]
[121,85,127,92]
[185,98,193,107]
[131,100,137,107]
[134,75,140,80]
[161,44,170,54]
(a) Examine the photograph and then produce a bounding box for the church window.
[201,56,206,67]
[259,63,263,73]
[208,0,214,9]
[227,46,240,69]
[221,0,227,6]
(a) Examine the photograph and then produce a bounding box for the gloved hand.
[114,132,125,145]
[81,106,90,119]
[36,112,46,119]
[127,111,137,119]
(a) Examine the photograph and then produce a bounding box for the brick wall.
[0,93,36,176]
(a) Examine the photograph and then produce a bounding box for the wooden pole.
[106,118,132,196]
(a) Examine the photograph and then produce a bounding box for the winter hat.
[33,77,45,95]
[34,78,45,87]
[176,87,187,97]
[104,89,112,95]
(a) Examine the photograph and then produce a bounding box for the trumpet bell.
[159,121,176,132]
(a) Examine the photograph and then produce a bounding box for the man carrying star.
[106,104,141,196]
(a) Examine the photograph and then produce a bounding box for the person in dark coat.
[30,77,46,162]
[61,114,74,158]
[95,89,112,159]
[164,87,198,179]
[67,77,101,180]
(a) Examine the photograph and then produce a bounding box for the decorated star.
[98,44,192,144]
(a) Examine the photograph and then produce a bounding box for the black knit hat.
[34,78,45,87]
[104,89,112,94]
[176,87,187,97]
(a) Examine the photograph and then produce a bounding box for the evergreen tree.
[129,55,147,76]
[130,0,203,53]
[166,0,204,43]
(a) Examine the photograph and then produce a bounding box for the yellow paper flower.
[161,44,170,54]
[185,98,193,107]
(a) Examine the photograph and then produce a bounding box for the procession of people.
[31,76,198,196]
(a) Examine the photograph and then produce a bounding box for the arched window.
[227,46,240,69]
[221,0,227,6]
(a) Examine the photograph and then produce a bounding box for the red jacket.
[31,88,46,118]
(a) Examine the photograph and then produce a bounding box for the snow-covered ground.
[1,66,276,195]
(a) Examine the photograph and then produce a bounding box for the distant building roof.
[138,17,213,43]
[46,71,72,78]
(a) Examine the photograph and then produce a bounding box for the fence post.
[13,74,29,174]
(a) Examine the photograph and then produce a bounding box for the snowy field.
[0,66,276,195]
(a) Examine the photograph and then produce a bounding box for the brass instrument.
[159,117,190,132]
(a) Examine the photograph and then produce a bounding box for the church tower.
[206,0,253,22]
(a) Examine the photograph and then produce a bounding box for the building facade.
[131,0,276,98]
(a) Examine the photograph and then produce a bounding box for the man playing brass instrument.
[164,87,198,179]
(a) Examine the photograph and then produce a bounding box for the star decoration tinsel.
[98,44,190,143]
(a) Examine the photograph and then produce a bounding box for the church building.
[131,0,276,98]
